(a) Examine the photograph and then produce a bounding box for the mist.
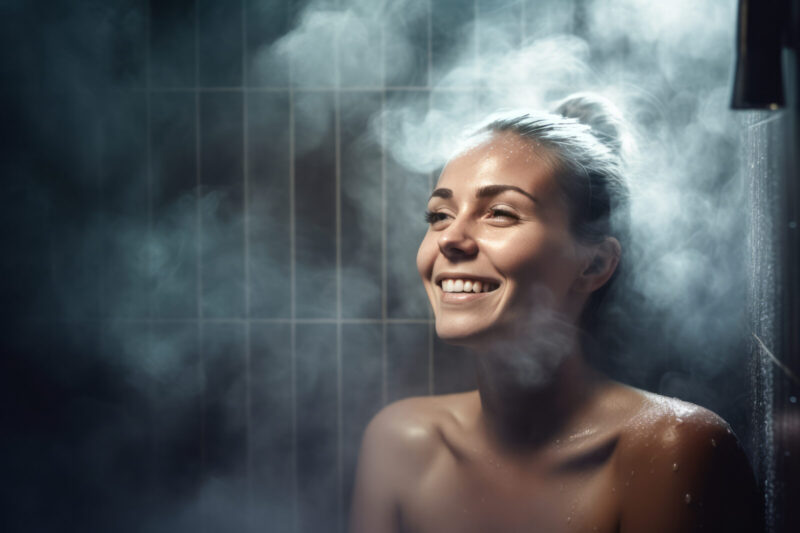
[261,0,746,396]
[0,0,755,532]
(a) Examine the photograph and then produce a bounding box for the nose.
[438,217,478,260]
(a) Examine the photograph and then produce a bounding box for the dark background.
[1,0,798,532]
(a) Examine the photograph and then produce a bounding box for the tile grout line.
[427,0,433,87]
[122,85,484,93]
[193,3,207,532]
[288,1,298,526]
[144,0,157,501]
[241,1,253,530]
[380,0,389,410]
[334,10,344,529]
[144,0,153,323]
[28,317,435,324]
[427,0,435,397]
[474,0,479,82]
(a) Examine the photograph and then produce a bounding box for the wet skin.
[350,133,761,533]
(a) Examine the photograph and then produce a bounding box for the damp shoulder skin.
[349,386,762,533]
[615,393,762,533]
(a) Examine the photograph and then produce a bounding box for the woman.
[350,94,761,533]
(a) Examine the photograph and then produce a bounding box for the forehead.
[436,132,560,197]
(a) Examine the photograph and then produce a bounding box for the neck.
[471,334,601,451]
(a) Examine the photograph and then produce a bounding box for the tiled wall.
[135,2,579,532]
[9,1,791,532]
[131,1,472,531]
[0,2,579,532]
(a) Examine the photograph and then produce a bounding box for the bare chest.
[399,447,622,533]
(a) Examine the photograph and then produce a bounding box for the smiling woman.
[349,94,762,533]
[419,130,599,347]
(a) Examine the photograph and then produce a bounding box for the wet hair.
[479,93,632,327]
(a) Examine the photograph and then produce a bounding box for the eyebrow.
[429,185,537,203]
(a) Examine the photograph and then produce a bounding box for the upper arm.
[619,411,762,533]
[349,399,438,533]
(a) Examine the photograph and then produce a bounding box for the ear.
[572,237,621,294]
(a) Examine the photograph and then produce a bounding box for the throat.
[474,352,600,451]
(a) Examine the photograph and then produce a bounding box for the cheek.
[488,231,579,288]
[416,231,436,279]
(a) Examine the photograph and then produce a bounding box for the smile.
[435,276,501,304]
[438,278,499,293]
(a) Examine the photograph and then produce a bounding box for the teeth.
[439,278,496,293]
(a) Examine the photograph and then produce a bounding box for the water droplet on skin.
[625,481,630,487]
[566,516,572,523]
[630,470,635,477]
[685,493,692,504]
[611,487,616,493]
[711,438,717,447]
[672,463,679,472]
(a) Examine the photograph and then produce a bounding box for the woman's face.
[416,132,592,347]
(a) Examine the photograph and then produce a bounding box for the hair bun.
[552,93,625,158]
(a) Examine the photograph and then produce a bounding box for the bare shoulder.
[362,392,474,470]
[350,393,474,533]
[618,391,736,458]
[615,389,762,533]
[362,396,445,470]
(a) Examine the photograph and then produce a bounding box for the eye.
[488,207,519,221]
[424,210,450,225]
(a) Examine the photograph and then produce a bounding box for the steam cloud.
[4,0,754,531]
[256,0,746,389]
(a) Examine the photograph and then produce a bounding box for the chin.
[434,318,503,348]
